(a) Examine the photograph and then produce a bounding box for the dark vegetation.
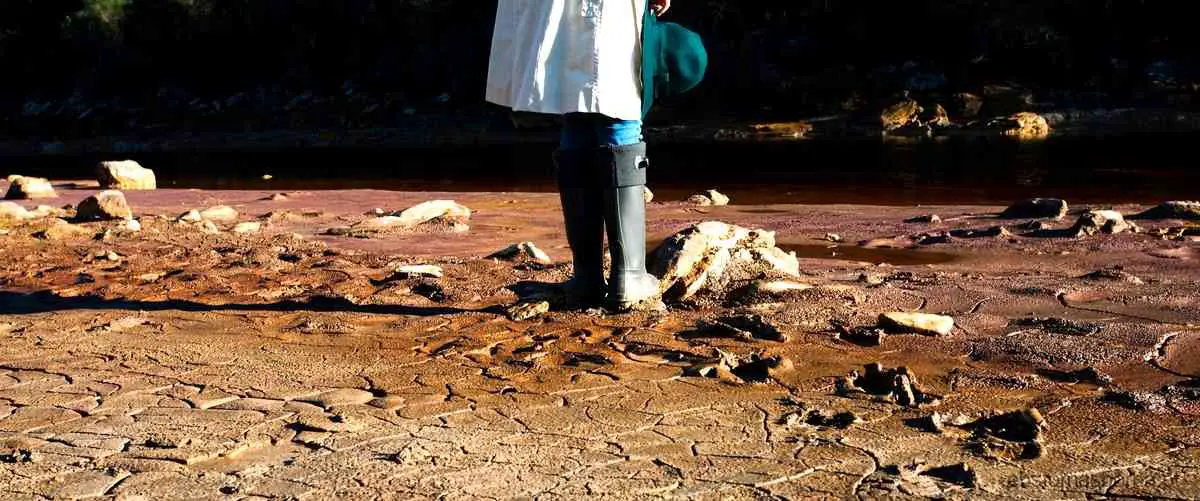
[2,0,1198,138]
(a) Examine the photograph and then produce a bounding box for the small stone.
[177,209,203,223]
[122,219,142,232]
[824,233,842,243]
[76,190,133,221]
[265,193,289,201]
[970,408,1045,442]
[97,160,156,190]
[895,374,917,406]
[838,326,885,346]
[804,409,862,429]
[643,187,654,203]
[1000,198,1068,220]
[138,272,166,283]
[4,176,57,199]
[688,189,730,206]
[232,221,261,234]
[488,242,552,264]
[393,265,443,278]
[507,301,550,321]
[878,312,955,336]
[201,220,220,234]
[200,205,239,223]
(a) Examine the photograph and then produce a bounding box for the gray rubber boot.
[598,143,661,310]
[553,149,606,306]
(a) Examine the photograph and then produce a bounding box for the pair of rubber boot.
[553,142,660,311]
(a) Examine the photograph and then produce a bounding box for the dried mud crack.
[1,186,1199,499]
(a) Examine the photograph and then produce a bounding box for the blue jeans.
[559,113,643,149]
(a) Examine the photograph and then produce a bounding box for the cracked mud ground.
[2,186,1199,500]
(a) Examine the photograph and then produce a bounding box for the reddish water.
[7,134,1200,205]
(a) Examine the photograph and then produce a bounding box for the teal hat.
[641,8,708,118]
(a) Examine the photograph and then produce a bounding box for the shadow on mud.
[0,290,488,317]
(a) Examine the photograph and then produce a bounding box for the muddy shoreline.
[1,181,1198,498]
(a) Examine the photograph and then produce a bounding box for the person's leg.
[592,117,660,310]
[553,114,606,304]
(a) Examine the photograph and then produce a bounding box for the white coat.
[486,0,647,121]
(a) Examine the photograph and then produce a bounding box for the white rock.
[200,205,239,223]
[0,201,30,221]
[123,219,142,232]
[1072,210,1136,236]
[878,312,955,336]
[4,176,57,200]
[489,242,552,264]
[644,187,655,203]
[651,221,800,301]
[392,200,471,227]
[76,190,133,221]
[97,160,157,190]
[28,205,60,219]
[232,221,261,234]
[394,265,444,278]
[177,209,203,223]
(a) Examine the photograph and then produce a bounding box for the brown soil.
[1,182,1198,499]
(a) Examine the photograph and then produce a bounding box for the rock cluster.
[650,221,800,302]
[837,363,941,408]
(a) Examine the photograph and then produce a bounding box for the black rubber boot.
[598,143,661,310]
[553,149,606,306]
